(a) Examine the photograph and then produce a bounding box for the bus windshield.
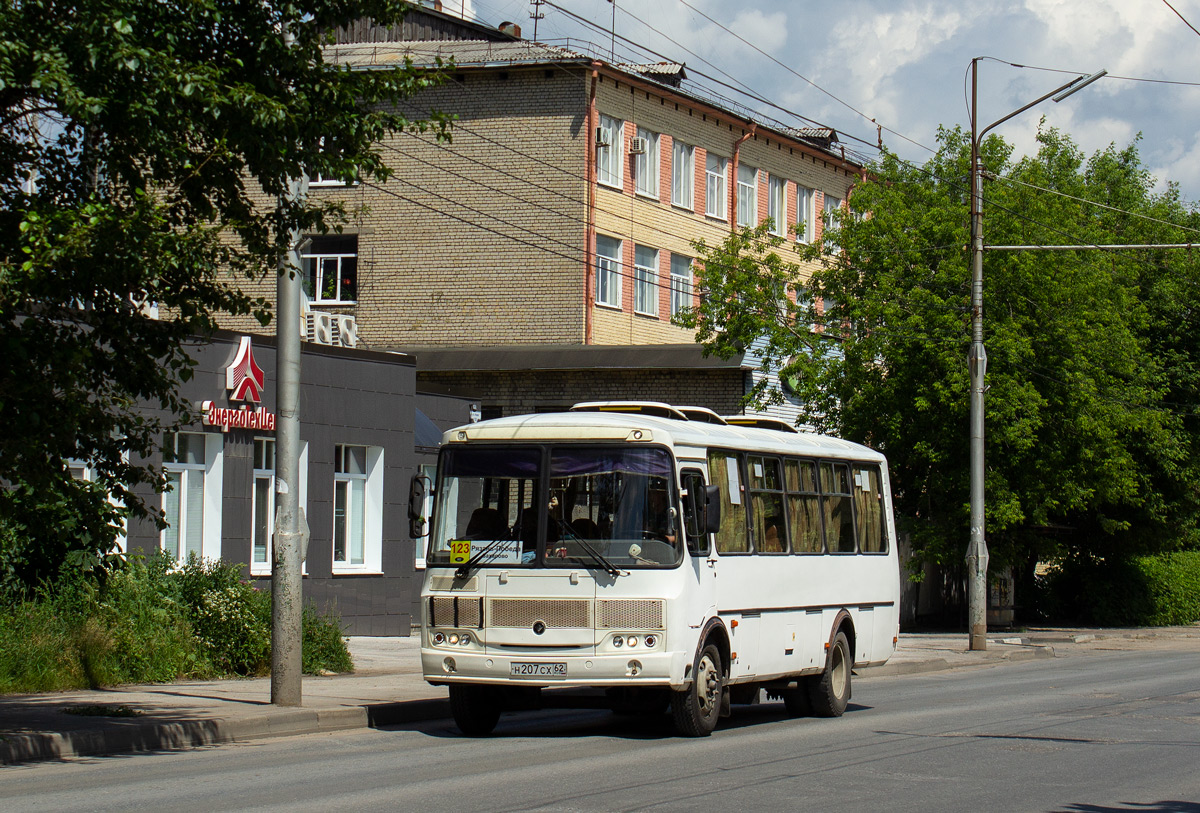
[428,445,682,569]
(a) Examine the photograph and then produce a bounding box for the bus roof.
[441,403,884,462]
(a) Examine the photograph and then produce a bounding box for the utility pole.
[272,20,309,707]
[967,58,1105,651]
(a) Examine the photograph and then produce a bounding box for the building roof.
[327,39,856,166]
[328,39,590,70]
[394,344,749,373]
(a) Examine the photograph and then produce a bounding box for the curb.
[0,645,1053,765]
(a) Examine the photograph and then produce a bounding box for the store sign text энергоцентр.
[200,336,276,432]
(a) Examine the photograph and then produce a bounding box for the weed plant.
[0,552,353,693]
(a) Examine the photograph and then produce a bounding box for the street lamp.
[966,59,1106,651]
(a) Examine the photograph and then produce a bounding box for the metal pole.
[272,20,308,706]
[967,58,989,651]
[965,61,1104,652]
[272,171,308,706]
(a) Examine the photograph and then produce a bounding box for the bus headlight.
[612,635,624,648]
[643,635,657,648]
[460,632,472,646]
[432,631,446,645]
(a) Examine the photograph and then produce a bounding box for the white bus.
[410,402,900,736]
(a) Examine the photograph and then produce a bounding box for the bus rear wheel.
[449,684,501,736]
[808,631,851,717]
[671,643,723,737]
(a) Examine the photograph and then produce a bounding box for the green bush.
[1041,551,1200,626]
[303,603,353,674]
[0,553,355,693]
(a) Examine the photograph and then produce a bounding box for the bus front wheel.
[449,684,501,736]
[671,642,723,737]
[808,631,851,717]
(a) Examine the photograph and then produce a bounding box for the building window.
[737,164,758,227]
[252,438,275,573]
[705,153,727,219]
[768,176,787,236]
[634,244,658,316]
[670,253,693,317]
[823,193,843,250]
[597,114,623,188]
[163,431,222,563]
[302,235,357,304]
[672,140,694,209]
[333,443,383,572]
[797,186,816,243]
[595,234,622,309]
[633,127,659,198]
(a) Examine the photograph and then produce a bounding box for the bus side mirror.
[409,474,430,538]
[704,485,722,535]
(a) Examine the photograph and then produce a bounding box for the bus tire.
[807,631,851,717]
[670,642,723,737]
[449,684,501,736]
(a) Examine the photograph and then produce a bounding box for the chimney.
[499,21,521,38]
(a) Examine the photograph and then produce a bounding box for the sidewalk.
[0,627,1183,765]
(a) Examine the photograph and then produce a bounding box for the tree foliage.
[0,0,449,591]
[680,126,1200,581]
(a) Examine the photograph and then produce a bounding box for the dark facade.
[124,330,474,635]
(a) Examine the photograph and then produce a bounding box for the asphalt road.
[3,647,1199,812]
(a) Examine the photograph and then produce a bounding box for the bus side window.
[854,465,886,553]
[821,461,856,553]
[680,470,710,556]
[785,458,824,554]
[707,450,748,553]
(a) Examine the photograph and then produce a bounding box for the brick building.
[224,7,865,422]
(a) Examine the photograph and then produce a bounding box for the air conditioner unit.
[595,127,609,147]
[629,136,648,155]
[304,312,335,345]
[335,314,358,348]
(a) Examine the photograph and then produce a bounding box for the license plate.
[510,661,567,678]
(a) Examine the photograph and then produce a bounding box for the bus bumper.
[421,647,692,689]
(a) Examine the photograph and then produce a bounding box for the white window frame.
[797,186,816,243]
[302,235,358,304]
[634,127,659,198]
[634,244,659,317]
[595,234,623,309]
[250,438,279,576]
[823,193,843,252]
[705,153,727,220]
[670,253,693,317]
[597,114,624,189]
[768,175,787,236]
[737,164,758,227]
[672,140,694,209]
[162,431,223,564]
[332,444,383,574]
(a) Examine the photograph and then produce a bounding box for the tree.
[0,0,450,592]
[679,126,1200,595]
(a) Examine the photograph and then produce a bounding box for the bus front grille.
[429,596,483,629]
[489,598,591,629]
[596,599,665,630]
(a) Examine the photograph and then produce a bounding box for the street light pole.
[967,58,1105,651]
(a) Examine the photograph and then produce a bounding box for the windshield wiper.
[554,517,623,577]
[454,538,514,580]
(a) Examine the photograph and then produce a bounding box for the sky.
[445,0,1200,202]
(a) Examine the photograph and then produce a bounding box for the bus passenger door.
[681,469,717,624]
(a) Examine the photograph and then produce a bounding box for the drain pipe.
[585,62,602,345]
[729,124,756,230]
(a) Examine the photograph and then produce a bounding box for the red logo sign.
[227,337,265,403]
[201,401,276,433]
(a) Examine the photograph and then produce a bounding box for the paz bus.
[409,402,900,736]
